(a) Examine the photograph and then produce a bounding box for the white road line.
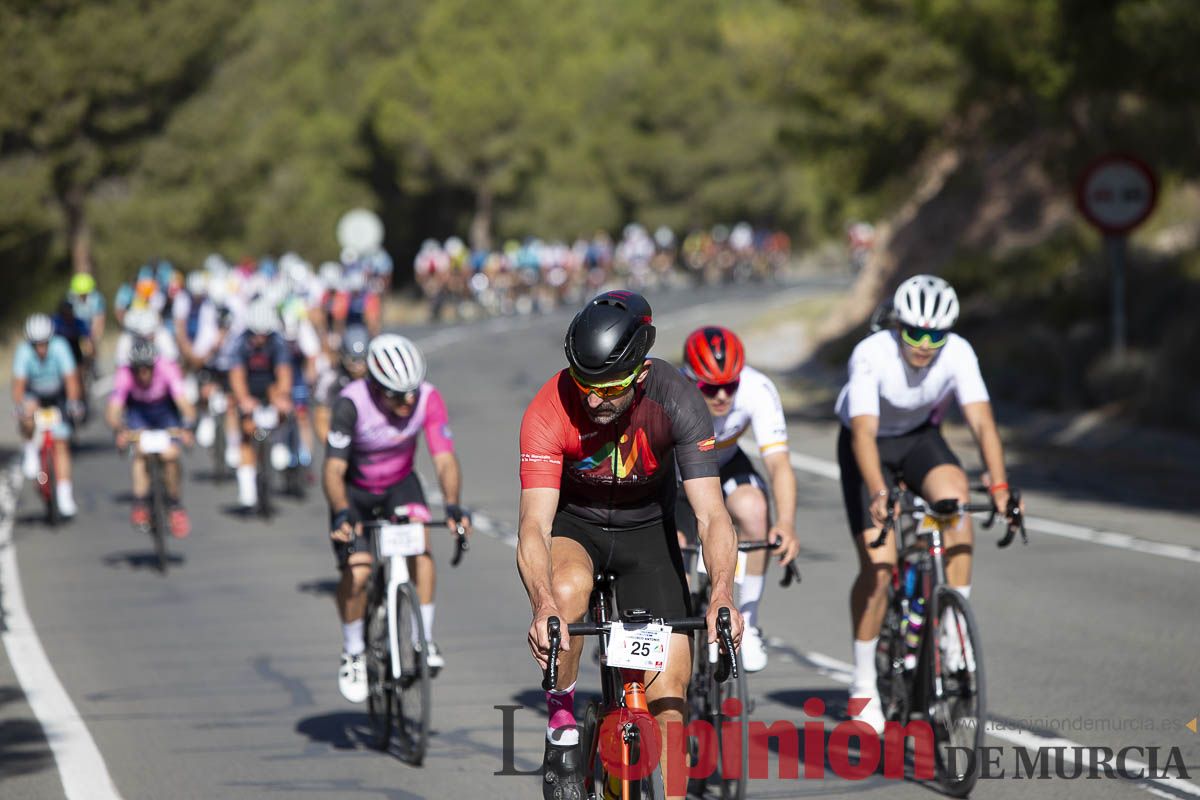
[0,461,123,799]
[765,640,1200,798]
[783,451,1200,565]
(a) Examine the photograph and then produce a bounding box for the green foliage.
[1,0,1198,332]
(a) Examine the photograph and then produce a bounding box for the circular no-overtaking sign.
[1075,154,1158,235]
[336,208,385,253]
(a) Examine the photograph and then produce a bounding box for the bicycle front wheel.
[929,585,986,798]
[148,458,168,574]
[365,586,392,750]
[876,585,909,723]
[393,582,430,765]
[714,650,748,800]
[43,444,60,527]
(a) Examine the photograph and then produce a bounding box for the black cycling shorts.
[332,472,428,568]
[551,511,691,620]
[837,423,961,537]
[674,448,766,544]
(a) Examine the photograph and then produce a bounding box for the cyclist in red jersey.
[517,291,743,800]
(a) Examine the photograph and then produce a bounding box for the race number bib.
[252,406,279,429]
[138,430,171,454]
[34,407,62,430]
[377,523,425,558]
[606,623,672,673]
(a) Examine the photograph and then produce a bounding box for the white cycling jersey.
[710,365,789,466]
[835,330,989,437]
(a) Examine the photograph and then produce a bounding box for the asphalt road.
[1,279,1198,800]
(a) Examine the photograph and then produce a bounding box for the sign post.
[1075,154,1157,356]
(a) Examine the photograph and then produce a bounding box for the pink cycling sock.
[546,682,577,744]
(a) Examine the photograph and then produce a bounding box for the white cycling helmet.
[124,307,161,338]
[186,270,209,297]
[246,301,280,335]
[25,313,53,343]
[367,334,426,393]
[893,274,960,330]
[318,261,342,290]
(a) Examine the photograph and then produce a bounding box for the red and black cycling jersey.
[519,358,718,527]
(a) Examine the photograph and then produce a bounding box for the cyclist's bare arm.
[65,370,81,403]
[272,362,294,409]
[762,449,800,562]
[516,487,563,668]
[961,401,1020,514]
[11,376,26,410]
[431,451,472,533]
[683,475,744,645]
[850,414,890,522]
[322,455,353,541]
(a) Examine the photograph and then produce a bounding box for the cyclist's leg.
[721,451,771,630]
[839,426,898,732]
[904,428,973,590]
[839,427,898,641]
[334,485,378,644]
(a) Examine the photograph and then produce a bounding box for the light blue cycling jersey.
[69,291,106,322]
[13,336,76,398]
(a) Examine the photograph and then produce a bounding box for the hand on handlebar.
[529,605,568,672]
[328,509,358,543]
[767,525,800,565]
[868,490,893,526]
[114,429,129,451]
[706,592,743,649]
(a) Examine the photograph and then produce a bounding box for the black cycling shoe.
[543,736,585,800]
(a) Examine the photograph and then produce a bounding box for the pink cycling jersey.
[110,360,185,406]
[328,379,455,493]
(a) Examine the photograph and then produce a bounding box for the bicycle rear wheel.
[929,586,985,797]
[365,581,392,750]
[393,582,430,765]
[212,416,228,483]
[148,458,168,574]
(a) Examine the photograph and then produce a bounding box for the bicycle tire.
[876,584,910,723]
[714,650,748,800]
[581,699,602,797]
[365,574,392,750]
[256,440,272,519]
[148,458,168,574]
[393,582,430,765]
[928,586,985,798]
[212,416,228,483]
[43,443,60,527]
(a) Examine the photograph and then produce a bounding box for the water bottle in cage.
[903,596,925,671]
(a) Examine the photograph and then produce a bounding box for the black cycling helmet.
[129,336,158,368]
[564,290,656,382]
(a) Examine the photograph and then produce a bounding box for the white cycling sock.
[23,440,37,459]
[954,584,971,600]
[737,573,765,630]
[342,619,365,657]
[56,480,74,504]
[237,465,256,504]
[421,603,435,642]
[852,637,879,691]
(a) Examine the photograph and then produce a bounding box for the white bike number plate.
[697,551,748,585]
[139,430,171,454]
[606,622,672,672]
[35,407,62,430]
[253,406,279,429]
[377,523,425,558]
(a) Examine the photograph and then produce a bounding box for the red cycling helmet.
[683,326,744,384]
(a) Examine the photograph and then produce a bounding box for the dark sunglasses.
[697,379,740,397]
[900,326,949,349]
[372,382,417,405]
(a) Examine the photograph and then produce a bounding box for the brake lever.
[713,607,737,683]
[997,489,1027,548]
[542,616,560,691]
[780,560,802,587]
[450,522,468,567]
